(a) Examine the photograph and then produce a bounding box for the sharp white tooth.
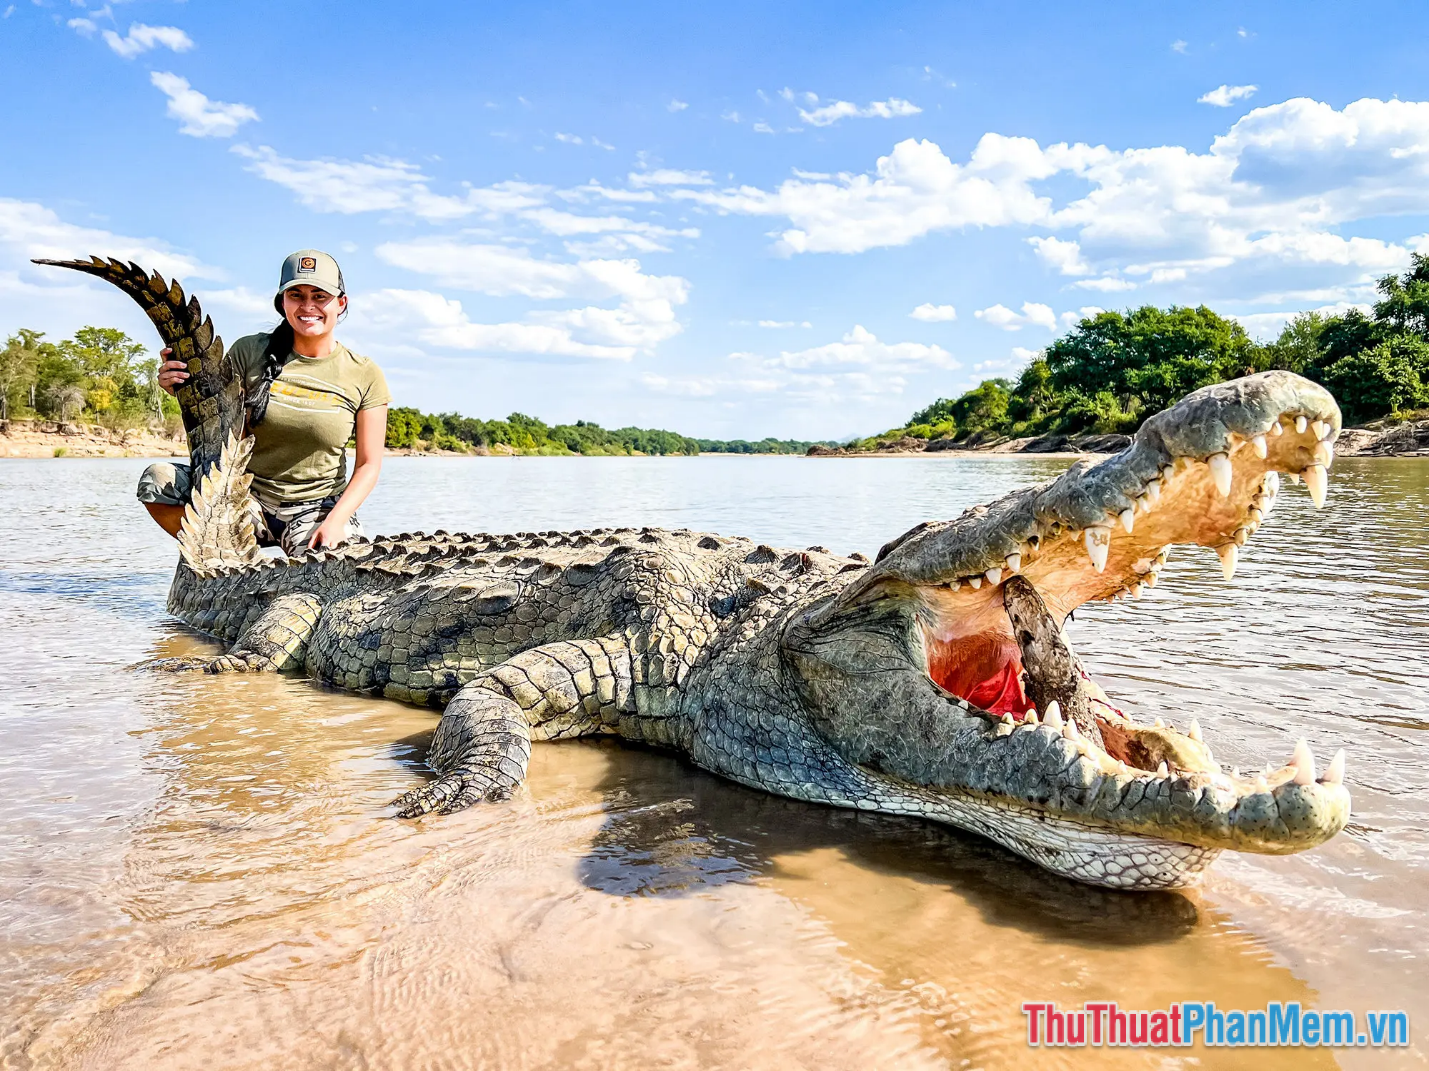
[1145,570,1159,588]
[1024,709,1039,725]
[1312,419,1330,440]
[1252,434,1268,459]
[1303,464,1328,508]
[1295,415,1308,434]
[1233,527,1249,546]
[1084,527,1110,573]
[1188,719,1202,742]
[1130,581,1144,599]
[1119,508,1135,533]
[1289,472,1302,485]
[1248,507,1263,526]
[1161,464,1175,481]
[1154,717,1165,728]
[1313,440,1334,466]
[1001,712,1015,725]
[1254,775,1269,792]
[1156,761,1170,778]
[1063,721,1081,741]
[1321,749,1346,785]
[968,575,982,590]
[1215,542,1238,580]
[1044,703,1064,729]
[1270,420,1284,437]
[949,578,964,592]
[1263,470,1280,495]
[1145,478,1161,503]
[1005,552,1021,573]
[1291,738,1317,785]
[985,566,1003,585]
[1208,453,1233,497]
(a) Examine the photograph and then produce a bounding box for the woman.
[137,249,390,554]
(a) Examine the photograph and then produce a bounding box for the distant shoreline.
[3,417,1427,459]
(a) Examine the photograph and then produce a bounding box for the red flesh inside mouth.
[924,631,1031,716]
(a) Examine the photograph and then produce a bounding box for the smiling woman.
[136,249,391,554]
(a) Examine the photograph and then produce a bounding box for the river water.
[1,454,1425,1070]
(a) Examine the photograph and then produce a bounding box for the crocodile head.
[784,371,1350,890]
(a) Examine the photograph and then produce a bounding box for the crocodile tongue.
[1003,575,1105,748]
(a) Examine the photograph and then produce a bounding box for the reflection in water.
[1,455,1426,1068]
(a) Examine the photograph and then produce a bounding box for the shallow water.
[1,454,1425,1069]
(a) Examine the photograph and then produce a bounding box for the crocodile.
[39,255,1353,890]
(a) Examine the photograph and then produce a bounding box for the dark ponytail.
[247,295,295,427]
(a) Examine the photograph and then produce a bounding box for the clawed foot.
[389,769,514,818]
[144,652,275,673]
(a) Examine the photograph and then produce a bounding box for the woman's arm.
[308,404,388,549]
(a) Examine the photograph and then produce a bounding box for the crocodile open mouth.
[911,405,1346,798]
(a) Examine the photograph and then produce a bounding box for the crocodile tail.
[30,256,244,481]
[178,429,263,574]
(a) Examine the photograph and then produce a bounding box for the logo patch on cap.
[297,256,317,273]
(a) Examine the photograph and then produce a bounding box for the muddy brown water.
[1,455,1425,1070]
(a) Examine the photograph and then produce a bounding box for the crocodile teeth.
[1161,464,1175,481]
[1130,581,1143,599]
[1043,702,1064,729]
[1271,420,1284,436]
[985,566,1003,585]
[1005,552,1021,573]
[1252,433,1268,458]
[1313,440,1334,466]
[1188,719,1202,742]
[1063,722,1081,741]
[1248,507,1263,525]
[1304,464,1328,508]
[1084,527,1111,573]
[1233,527,1249,546]
[1215,542,1238,580]
[1208,453,1233,497]
[1145,478,1161,504]
[1119,508,1135,533]
[1295,415,1308,433]
[1154,717,1165,728]
[1291,738,1317,785]
[1000,712,1015,726]
[1263,470,1280,495]
[968,575,983,590]
[1321,749,1346,785]
[1156,761,1170,778]
[1312,419,1331,441]
[1024,709,1039,725]
[1144,570,1158,588]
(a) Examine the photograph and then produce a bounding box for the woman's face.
[282,284,346,340]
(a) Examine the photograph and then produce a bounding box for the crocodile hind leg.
[391,638,632,817]
[151,593,324,673]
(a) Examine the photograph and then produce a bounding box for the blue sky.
[5,2,1429,440]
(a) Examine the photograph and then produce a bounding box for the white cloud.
[1172,40,1189,53]
[753,122,776,135]
[1199,84,1258,108]
[1027,235,1090,275]
[103,23,193,58]
[1230,303,1369,340]
[368,239,690,358]
[554,132,583,145]
[67,17,95,35]
[677,97,1429,299]
[761,324,954,371]
[796,95,922,127]
[910,302,957,322]
[974,301,1057,331]
[150,72,257,138]
[628,168,714,187]
[667,99,689,112]
[757,319,813,328]
[1059,306,1105,328]
[0,197,215,281]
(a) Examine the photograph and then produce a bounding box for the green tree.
[0,329,48,420]
[1320,335,1429,423]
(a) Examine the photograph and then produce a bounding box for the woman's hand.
[307,514,349,550]
[156,348,190,395]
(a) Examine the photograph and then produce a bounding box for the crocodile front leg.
[151,593,324,674]
[391,638,633,817]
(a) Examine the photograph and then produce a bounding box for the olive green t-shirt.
[228,333,391,504]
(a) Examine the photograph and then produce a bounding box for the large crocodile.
[40,256,1352,890]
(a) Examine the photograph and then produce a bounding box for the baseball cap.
[277,249,345,298]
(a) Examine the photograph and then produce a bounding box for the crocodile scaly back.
[32,256,243,482]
